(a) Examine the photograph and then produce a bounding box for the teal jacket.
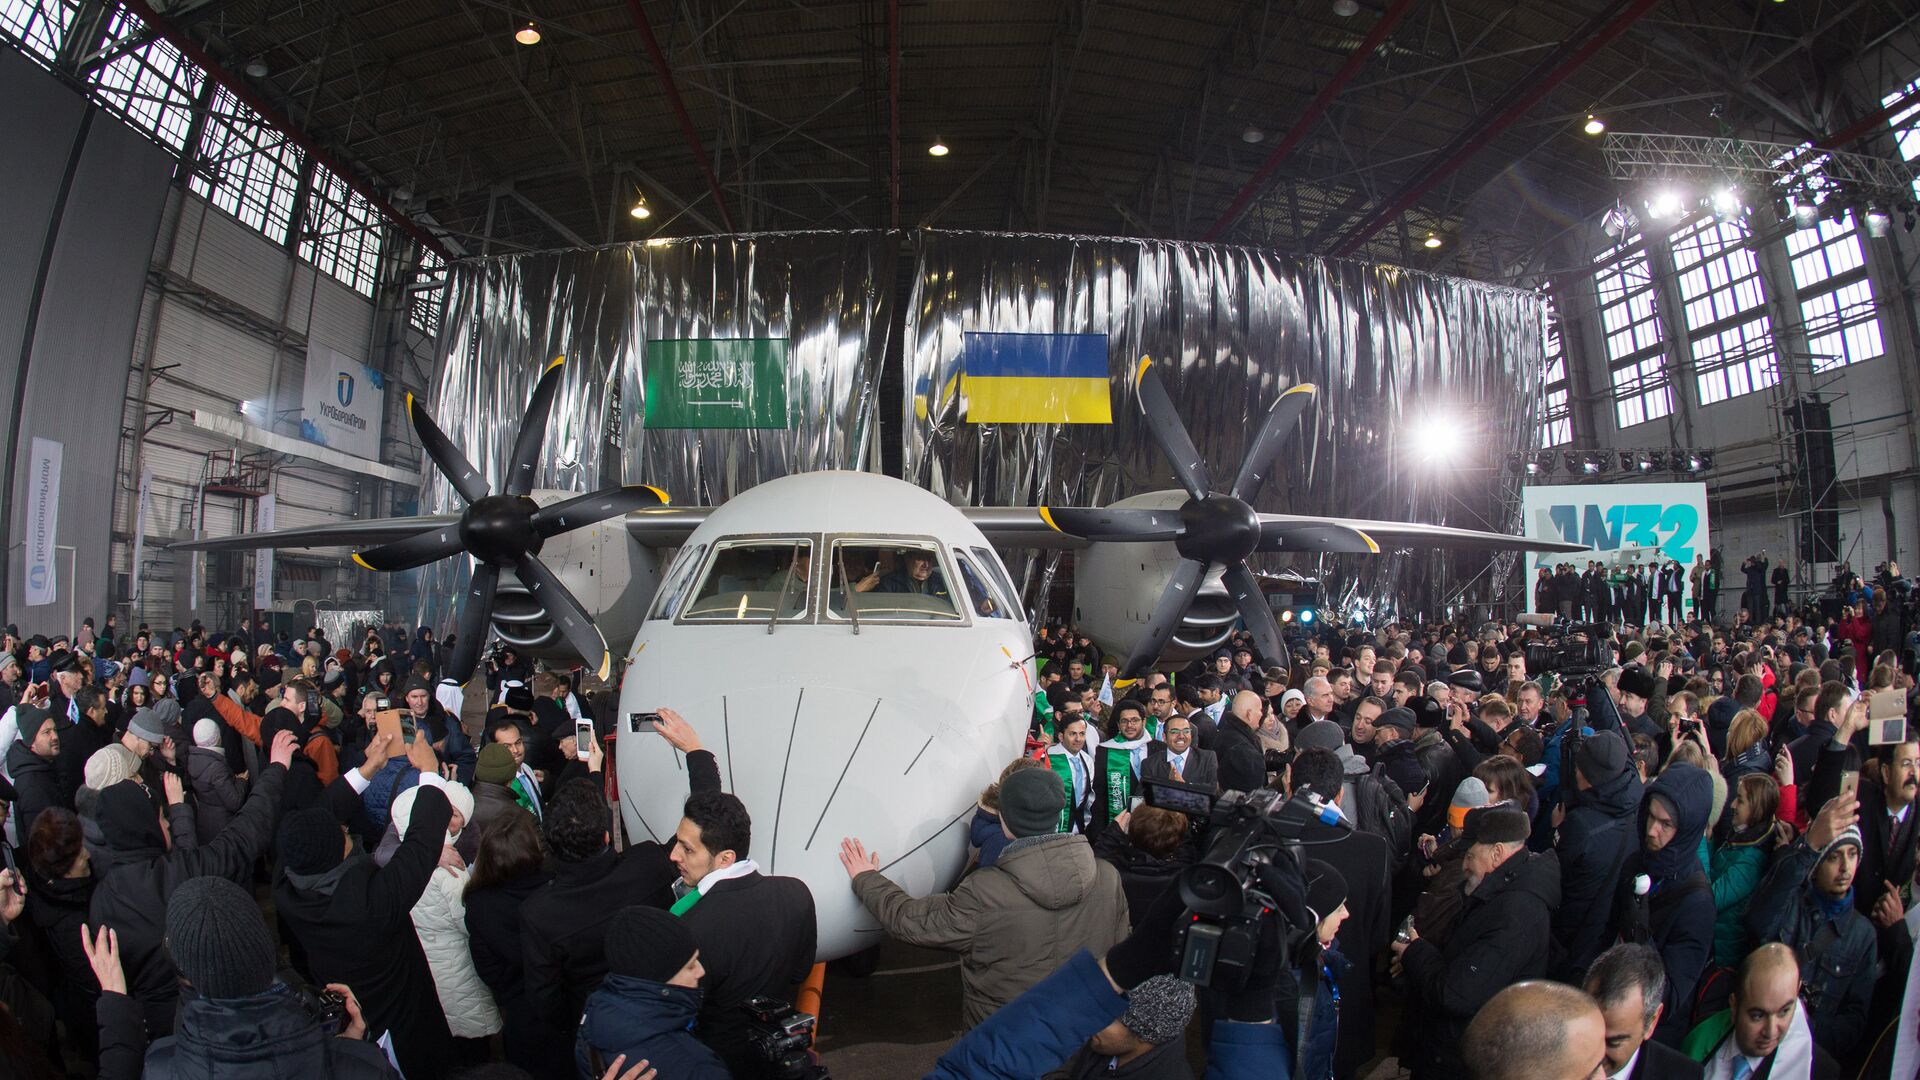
[1707,835,1768,968]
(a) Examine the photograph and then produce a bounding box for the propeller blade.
[1222,560,1285,667]
[408,393,490,505]
[1231,383,1315,501]
[1120,556,1211,679]
[446,562,501,685]
[1133,358,1213,501]
[167,515,458,553]
[506,357,567,497]
[351,525,466,573]
[513,554,612,681]
[1258,513,1590,554]
[531,484,670,537]
[1037,506,1185,543]
[1255,520,1380,554]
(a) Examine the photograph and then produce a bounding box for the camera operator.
[574,905,729,1078]
[1392,805,1561,1080]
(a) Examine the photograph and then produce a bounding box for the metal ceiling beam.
[622,0,736,232]
[499,185,590,248]
[1199,0,1418,241]
[113,0,447,258]
[888,0,899,228]
[1327,0,1661,258]
[1629,22,1822,140]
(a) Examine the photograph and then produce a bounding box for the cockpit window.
[970,545,1025,623]
[680,539,813,621]
[648,543,708,621]
[952,550,1009,619]
[826,539,963,622]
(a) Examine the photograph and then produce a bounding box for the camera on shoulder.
[741,996,828,1079]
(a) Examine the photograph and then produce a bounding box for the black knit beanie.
[604,906,698,983]
[278,806,346,875]
[166,876,277,998]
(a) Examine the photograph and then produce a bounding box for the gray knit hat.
[1119,975,1197,1045]
[125,707,165,746]
[999,766,1066,839]
[166,876,277,998]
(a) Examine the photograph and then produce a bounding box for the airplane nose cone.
[616,683,996,961]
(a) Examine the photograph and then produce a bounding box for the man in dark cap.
[1055,974,1196,1079]
[1394,806,1562,1079]
[572,906,730,1078]
[1554,728,1645,981]
[87,729,295,1038]
[89,876,391,1076]
[6,704,62,848]
[1409,697,1464,837]
[1615,665,1669,759]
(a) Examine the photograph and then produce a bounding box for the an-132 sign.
[1520,482,1711,575]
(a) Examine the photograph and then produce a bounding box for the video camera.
[1515,613,1613,681]
[741,996,827,1079]
[1142,779,1347,989]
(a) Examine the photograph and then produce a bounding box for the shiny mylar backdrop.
[418,228,1544,629]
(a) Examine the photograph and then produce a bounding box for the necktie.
[1730,1058,1751,1080]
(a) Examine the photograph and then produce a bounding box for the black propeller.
[1043,361,1374,679]
[351,356,666,684]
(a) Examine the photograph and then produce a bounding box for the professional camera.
[1141,779,1346,988]
[278,968,348,1035]
[741,996,827,1079]
[1517,614,1613,679]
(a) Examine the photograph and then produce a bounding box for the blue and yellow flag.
[958,332,1112,424]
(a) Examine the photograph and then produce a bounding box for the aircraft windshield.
[680,539,813,621]
[827,539,963,622]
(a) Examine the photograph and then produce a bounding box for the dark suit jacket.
[1624,1037,1703,1080]
[1139,746,1219,791]
[680,871,818,1078]
[1301,819,1392,1079]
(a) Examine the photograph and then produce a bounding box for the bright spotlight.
[1298,608,1316,625]
[1646,189,1686,221]
[1864,204,1891,238]
[1423,232,1443,249]
[1792,192,1819,228]
[928,138,950,157]
[1583,114,1606,136]
[1280,609,1295,623]
[1411,415,1456,464]
[514,21,541,45]
[1711,187,1742,219]
[629,199,651,220]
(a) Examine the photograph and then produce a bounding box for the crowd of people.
[1,573,1918,1079]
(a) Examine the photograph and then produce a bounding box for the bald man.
[1464,980,1609,1080]
[1690,944,1837,1080]
[1214,690,1270,793]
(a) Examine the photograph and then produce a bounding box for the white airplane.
[178,355,1583,959]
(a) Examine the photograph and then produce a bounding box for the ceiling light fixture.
[629,196,651,220]
[515,21,541,45]
[928,137,950,157]
[1332,0,1360,15]
[1791,191,1818,228]
[244,57,269,78]
[1645,188,1686,221]
[1711,186,1742,220]
[1242,126,1264,144]
[1583,113,1606,136]
[1423,232,1442,249]
[1864,203,1891,238]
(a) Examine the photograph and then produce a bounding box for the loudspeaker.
[1784,398,1840,562]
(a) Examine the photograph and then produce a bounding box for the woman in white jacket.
[389,781,503,1048]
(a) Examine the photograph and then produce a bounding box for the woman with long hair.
[1722,708,1771,783]
[1708,772,1789,967]
[463,808,562,1072]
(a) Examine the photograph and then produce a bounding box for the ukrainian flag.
[959,332,1113,424]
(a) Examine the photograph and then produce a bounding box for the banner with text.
[24,437,62,607]
[1522,482,1711,605]
[252,494,275,609]
[642,338,790,429]
[301,345,386,460]
[130,466,151,605]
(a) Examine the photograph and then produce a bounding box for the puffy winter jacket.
[852,830,1129,1027]
[970,804,1011,868]
[1553,730,1643,979]
[1707,830,1769,968]
[573,975,730,1080]
[95,982,396,1080]
[6,739,61,850]
[410,866,502,1038]
[186,745,247,840]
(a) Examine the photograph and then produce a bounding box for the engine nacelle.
[490,490,659,665]
[1070,490,1238,669]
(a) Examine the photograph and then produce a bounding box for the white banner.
[24,438,62,607]
[129,466,152,605]
[1522,482,1712,610]
[300,345,386,460]
[253,494,275,609]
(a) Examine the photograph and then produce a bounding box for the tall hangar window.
[0,0,73,68]
[1669,215,1776,405]
[88,10,204,153]
[1539,289,1572,447]
[410,246,448,336]
[1888,75,1920,202]
[300,167,385,297]
[1785,214,1883,372]
[1593,234,1673,428]
[189,86,304,244]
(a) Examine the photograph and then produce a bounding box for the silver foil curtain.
[903,231,1546,616]
[416,231,898,630]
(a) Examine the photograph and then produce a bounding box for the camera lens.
[1179,864,1243,916]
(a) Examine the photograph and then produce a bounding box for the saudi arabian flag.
[643,338,790,429]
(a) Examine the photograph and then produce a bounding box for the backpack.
[1357,768,1414,876]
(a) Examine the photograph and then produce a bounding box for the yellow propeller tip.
[1358,530,1380,554]
[1135,356,1153,382]
[1283,383,1318,397]
[544,356,566,373]
[350,552,375,571]
[405,392,415,412]
[1038,506,1061,533]
[641,484,669,505]
[597,655,611,681]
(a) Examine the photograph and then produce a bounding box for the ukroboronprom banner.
[301,345,386,459]
[24,437,62,607]
[1522,482,1711,580]
[252,494,275,609]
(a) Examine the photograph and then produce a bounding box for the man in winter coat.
[669,790,817,1078]
[840,764,1130,1027]
[1744,794,1878,1054]
[573,906,729,1079]
[1213,691,1269,793]
[1555,729,1646,979]
[1606,762,1717,1047]
[90,876,394,1080]
[1055,974,1195,1079]
[1392,806,1562,1080]
[522,709,718,1036]
[1410,698,1464,837]
[6,704,62,850]
[185,717,246,840]
[1291,747,1393,1079]
[274,777,455,1080]
[1583,943,1704,1080]
[87,729,294,1038]
[55,687,115,808]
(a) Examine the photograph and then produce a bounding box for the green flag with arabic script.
[642,338,790,429]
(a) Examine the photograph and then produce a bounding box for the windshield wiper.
[836,547,861,635]
[767,551,801,635]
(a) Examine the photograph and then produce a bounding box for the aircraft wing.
[168,516,460,553]
[1257,513,1590,554]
